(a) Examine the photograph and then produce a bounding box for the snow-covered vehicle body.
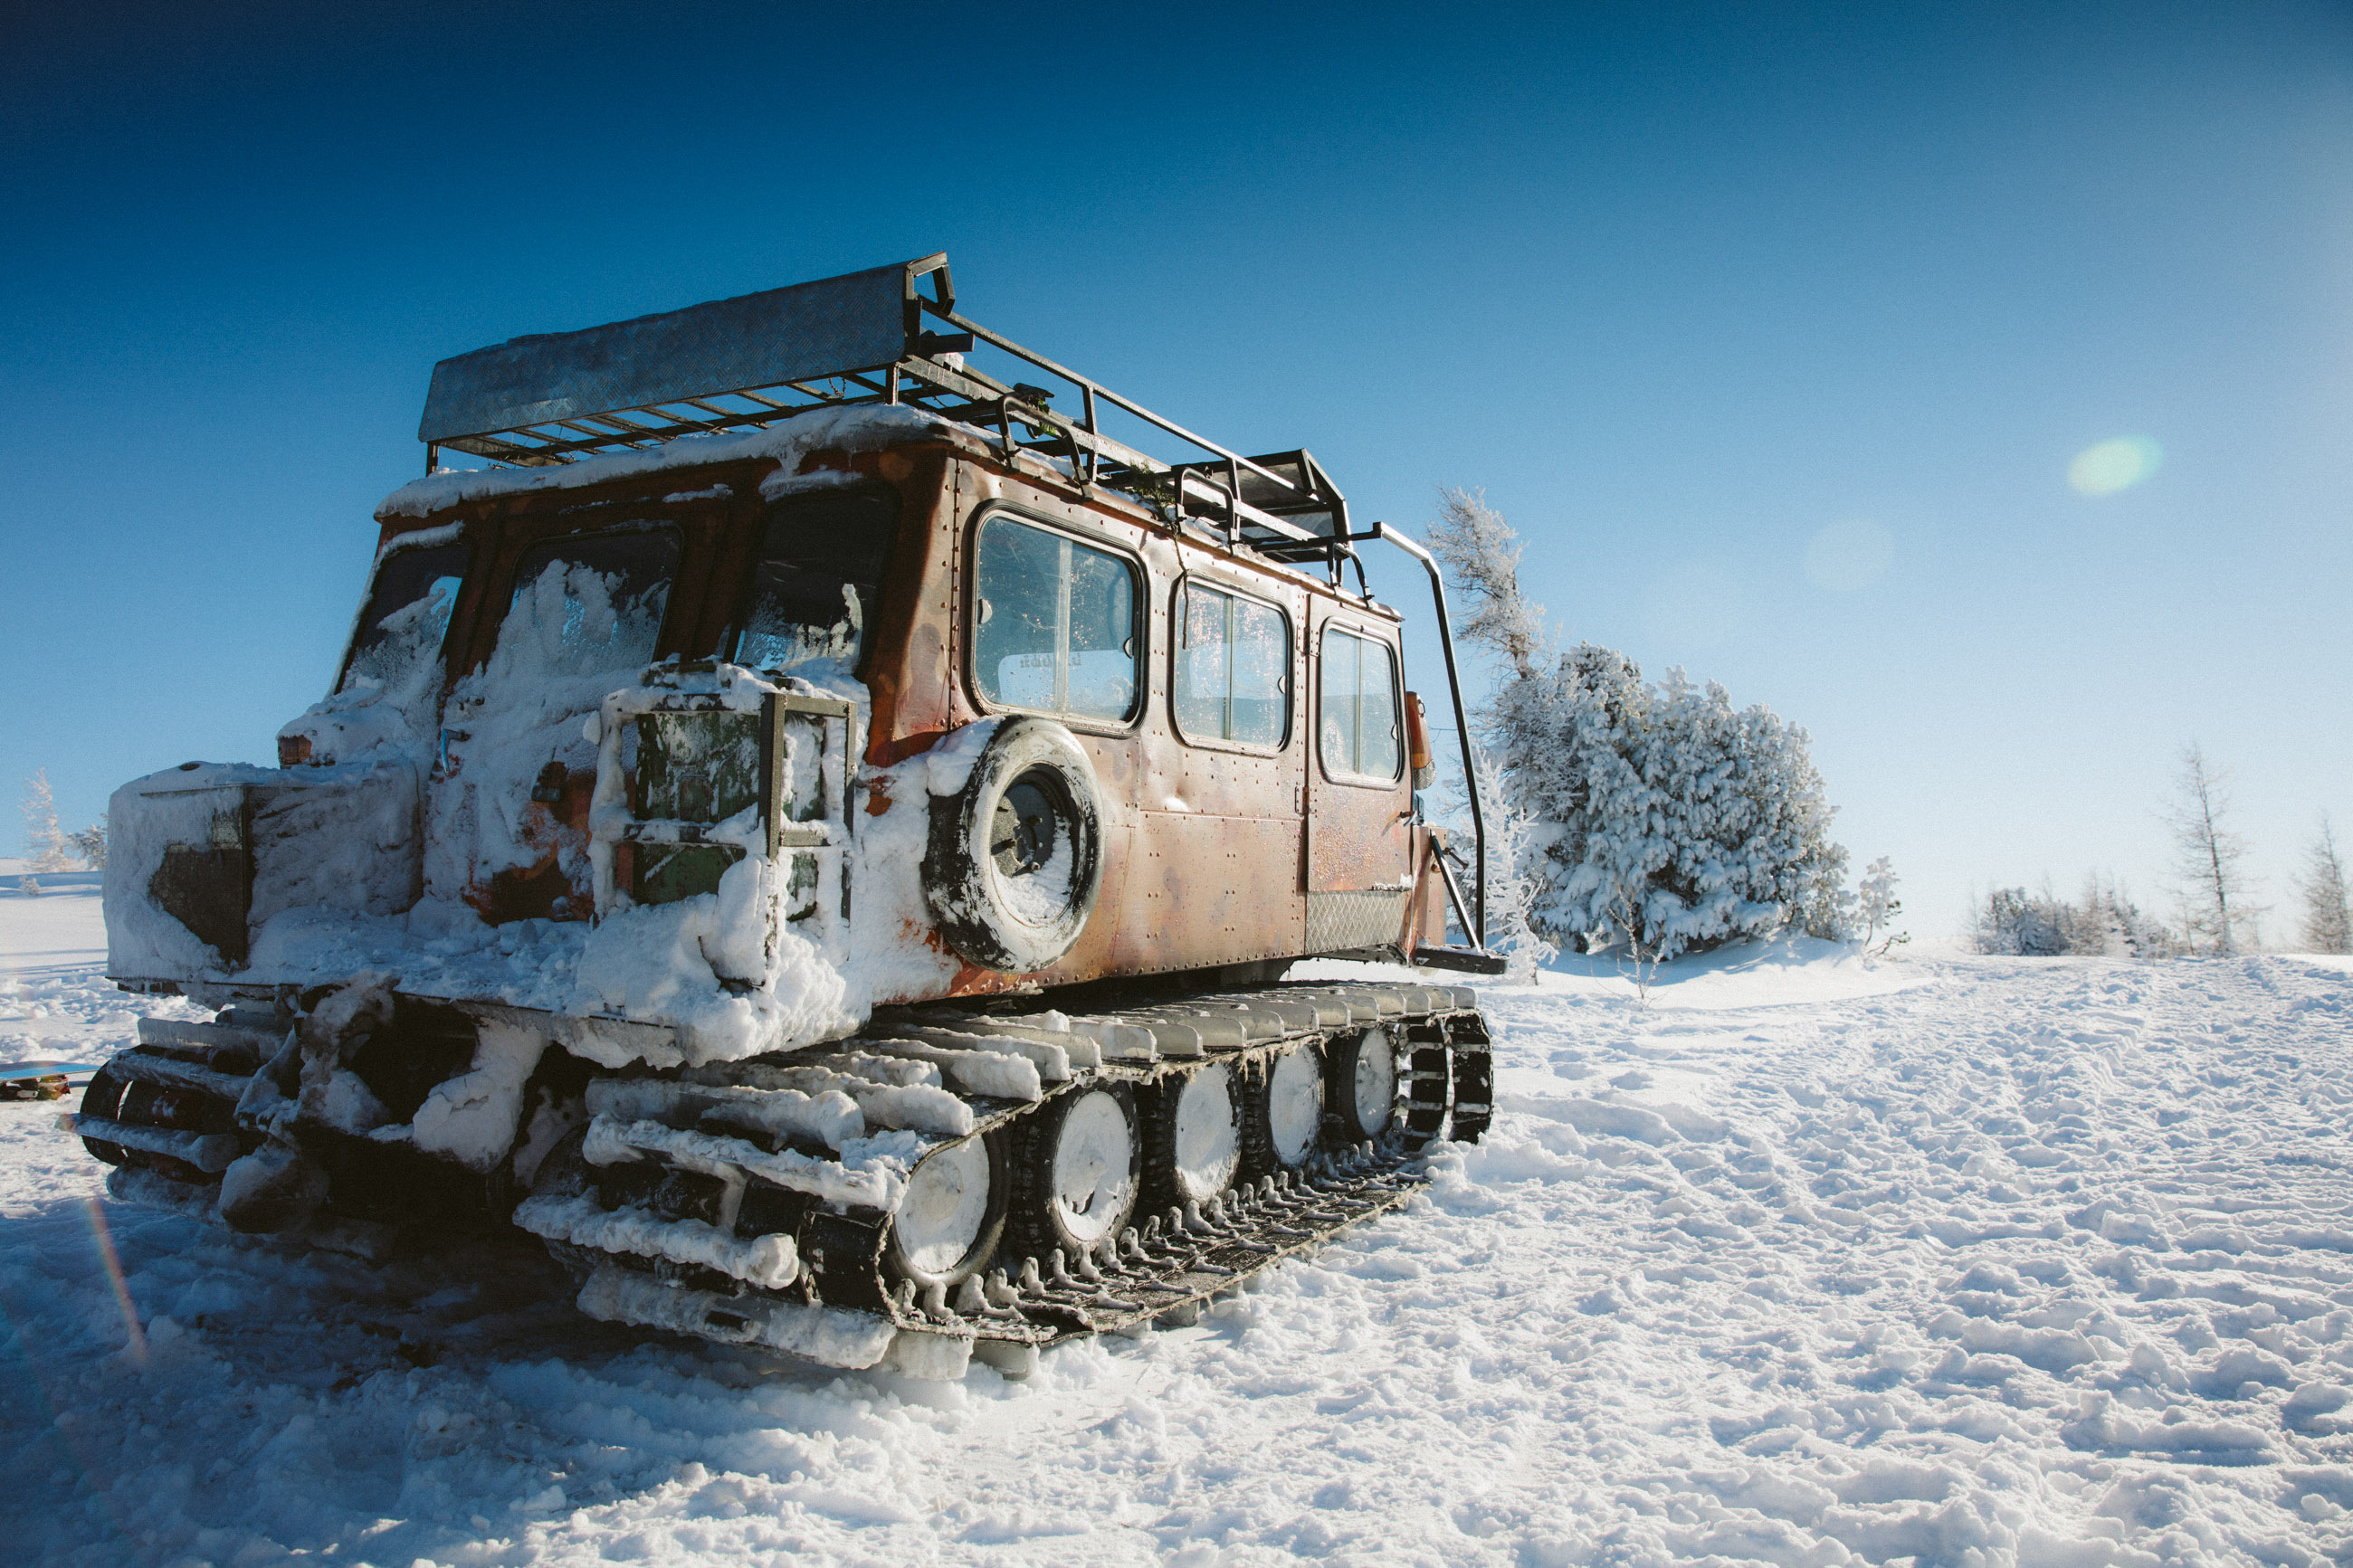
[77,254,1500,1376]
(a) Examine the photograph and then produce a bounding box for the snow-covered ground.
[0,874,202,1074]
[6,894,2353,1566]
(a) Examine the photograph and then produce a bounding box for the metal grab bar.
[1361,522,1485,949]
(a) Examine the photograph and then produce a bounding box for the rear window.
[496,527,680,679]
[732,487,900,679]
[972,515,1139,723]
[340,538,467,693]
[1319,625,1402,783]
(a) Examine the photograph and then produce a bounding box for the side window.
[733,486,900,679]
[1174,582,1291,747]
[973,515,1139,723]
[497,527,681,680]
[1319,626,1403,783]
[340,539,467,693]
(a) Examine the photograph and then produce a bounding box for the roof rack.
[417,253,1351,565]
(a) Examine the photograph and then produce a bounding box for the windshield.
[732,487,900,680]
[340,539,467,693]
[495,527,680,680]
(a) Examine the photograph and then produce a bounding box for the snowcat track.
[537,980,1491,1368]
[80,982,1492,1374]
[68,1013,281,1183]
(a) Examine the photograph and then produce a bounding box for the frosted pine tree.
[19,771,72,872]
[1562,650,1671,957]
[1642,670,1741,955]
[2102,876,2182,958]
[1977,888,2069,955]
[1731,703,1851,939]
[1525,645,1662,952]
[1427,487,1853,961]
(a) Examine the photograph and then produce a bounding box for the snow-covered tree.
[66,819,106,870]
[2076,874,2179,959]
[2163,744,2255,955]
[1731,699,1851,942]
[1857,857,1907,955]
[1976,887,2070,955]
[2295,815,2351,955]
[1428,489,1851,962]
[19,771,72,872]
[1974,876,2178,959]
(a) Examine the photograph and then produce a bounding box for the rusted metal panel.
[861,446,961,763]
[1110,813,1307,972]
[918,461,1329,985]
[1401,825,1453,952]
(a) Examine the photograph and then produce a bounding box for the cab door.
[1304,606,1414,953]
[1128,563,1309,971]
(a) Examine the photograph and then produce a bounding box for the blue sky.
[5,1,2348,938]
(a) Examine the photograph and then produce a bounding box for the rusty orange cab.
[82,254,1500,1377]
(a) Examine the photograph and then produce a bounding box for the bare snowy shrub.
[1466,749,1558,983]
[1858,857,1908,955]
[1428,493,1851,962]
[2163,743,2258,955]
[18,771,73,872]
[2295,815,2351,955]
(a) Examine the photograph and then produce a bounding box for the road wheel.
[1143,1061,1241,1210]
[886,1135,1005,1288]
[1242,1042,1325,1177]
[1008,1085,1140,1260]
[1328,1026,1398,1144]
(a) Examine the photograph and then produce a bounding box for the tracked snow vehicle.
[75,254,1503,1377]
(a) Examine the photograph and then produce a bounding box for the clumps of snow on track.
[6,914,2353,1565]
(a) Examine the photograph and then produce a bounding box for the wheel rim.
[1268,1048,1323,1165]
[1171,1063,1240,1202]
[893,1138,993,1278]
[1051,1090,1136,1245]
[1351,1026,1396,1137]
[989,767,1079,929]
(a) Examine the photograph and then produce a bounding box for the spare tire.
[923,717,1106,974]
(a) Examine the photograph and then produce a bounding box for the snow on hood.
[118,661,962,1070]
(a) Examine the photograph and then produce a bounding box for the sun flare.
[2068,435,2163,497]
